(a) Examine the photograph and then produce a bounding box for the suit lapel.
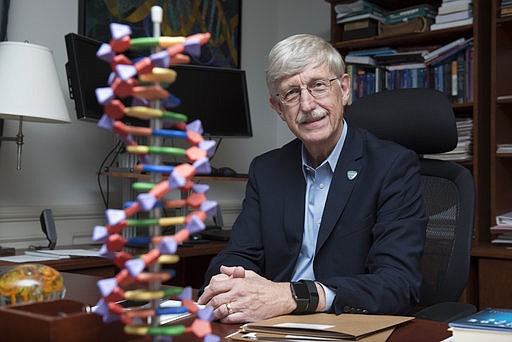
[283,143,306,253]
[316,126,364,253]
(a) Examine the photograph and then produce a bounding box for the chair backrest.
[346,88,475,308]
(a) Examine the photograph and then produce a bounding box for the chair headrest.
[345,88,457,155]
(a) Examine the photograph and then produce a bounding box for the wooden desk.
[64,273,451,342]
[0,272,451,341]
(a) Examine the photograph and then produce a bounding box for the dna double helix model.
[90,6,219,341]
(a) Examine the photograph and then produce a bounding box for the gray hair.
[265,34,345,95]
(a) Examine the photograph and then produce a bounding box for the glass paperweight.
[0,263,65,306]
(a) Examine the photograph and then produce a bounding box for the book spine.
[386,8,436,24]
[451,59,458,98]
[347,64,354,105]
[456,52,465,103]
[467,47,474,102]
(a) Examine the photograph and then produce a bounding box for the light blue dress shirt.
[291,120,348,311]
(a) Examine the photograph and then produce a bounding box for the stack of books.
[431,0,473,31]
[490,211,512,245]
[380,4,437,37]
[497,144,512,154]
[449,308,512,341]
[334,0,386,40]
[499,0,512,17]
[423,118,473,161]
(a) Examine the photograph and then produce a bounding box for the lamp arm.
[0,117,24,170]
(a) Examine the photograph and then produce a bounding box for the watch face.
[293,282,309,300]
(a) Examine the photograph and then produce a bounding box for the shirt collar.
[301,119,348,174]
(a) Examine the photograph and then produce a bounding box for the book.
[449,326,512,341]
[346,46,397,56]
[431,17,473,30]
[337,12,386,24]
[497,144,512,154]
[344,18,375,31]
[342,18,380,40]
[438,0,473,13]
[374,50,429,65]
[385,4,437,24]
[423,37,467,61]
[449,308,512,341]
[491,224,512,232]
[435,9,473,24]
[426,39,473,67]
[496,211,512,225]
[240,313,414,340]
[500,6,512,17]
[334,0,386,20]
[345,54,376,65]
[438,2,472,15]
[379,16,433,37]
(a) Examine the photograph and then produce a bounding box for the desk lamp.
[0,41,71,170]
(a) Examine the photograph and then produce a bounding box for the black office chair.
[346,88,477,322]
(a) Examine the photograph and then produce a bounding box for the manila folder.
[242,313,414,340]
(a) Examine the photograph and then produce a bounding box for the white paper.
[0,254,68,263]
[274,323,335,330]
[33,249,101,257]
[91,299,204,325]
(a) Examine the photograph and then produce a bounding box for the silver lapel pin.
[347,170,358,180]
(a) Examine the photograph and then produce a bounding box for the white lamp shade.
[0,41,71,123]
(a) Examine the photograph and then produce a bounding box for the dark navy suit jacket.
[203,124,427,315]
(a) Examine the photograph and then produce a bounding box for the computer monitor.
[64,33,252,138]
[168,64,252,137]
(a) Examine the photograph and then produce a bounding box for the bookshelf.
[470,0,512,309]
[491,8,512,230]
[326,0,492,308]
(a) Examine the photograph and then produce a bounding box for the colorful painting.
[79,0,241,68]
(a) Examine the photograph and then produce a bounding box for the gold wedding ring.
[226,302,234,315]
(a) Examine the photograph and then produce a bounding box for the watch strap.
[290,280,319,314]
[301,280,319,313]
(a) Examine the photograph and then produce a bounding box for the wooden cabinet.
[325,0,492,308]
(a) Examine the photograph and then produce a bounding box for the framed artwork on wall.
[78,0,242,68]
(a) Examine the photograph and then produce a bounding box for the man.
[197,34,426,323]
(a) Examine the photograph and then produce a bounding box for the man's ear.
[339,74,351,106]
[269,96,286,121]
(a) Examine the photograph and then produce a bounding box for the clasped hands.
[197,265,296,323]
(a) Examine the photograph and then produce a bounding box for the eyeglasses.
[275,77,340,105]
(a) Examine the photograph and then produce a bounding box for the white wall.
[0,0,330,249]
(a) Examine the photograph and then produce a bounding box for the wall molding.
[0,203,106,223]
[0,201,242,248]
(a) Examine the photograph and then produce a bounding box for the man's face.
[270,63,350,150]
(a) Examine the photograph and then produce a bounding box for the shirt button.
[317,219,321,225]
[319,183,325,189]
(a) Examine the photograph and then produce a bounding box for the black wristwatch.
[290,280,319,314]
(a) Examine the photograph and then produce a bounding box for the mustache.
[295,108,328,124]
